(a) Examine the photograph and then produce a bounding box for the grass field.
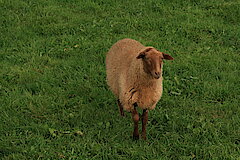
[0,0,240,159]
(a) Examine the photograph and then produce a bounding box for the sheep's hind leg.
[131,103,139,140]
[117,99,124,117]
[141,109,148,140]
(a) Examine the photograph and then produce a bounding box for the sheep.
[106,38,173,140]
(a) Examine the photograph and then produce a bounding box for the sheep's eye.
[144,58,152,64]
[144,57,150,61]
[148,59,153,63]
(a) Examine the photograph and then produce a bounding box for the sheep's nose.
[154,72,160,79]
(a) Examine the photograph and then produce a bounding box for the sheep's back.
[106,39,144,97]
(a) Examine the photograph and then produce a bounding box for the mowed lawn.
[0,0,240,159]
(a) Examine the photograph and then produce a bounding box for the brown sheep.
[106,38,173,140]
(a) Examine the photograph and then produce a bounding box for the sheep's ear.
[136,47,153,59]
[163,53,174,60]
[136,52,145,59]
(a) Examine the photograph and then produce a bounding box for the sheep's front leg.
[117,99,124,117]
[142,109,148,140]
[131,104,139,140]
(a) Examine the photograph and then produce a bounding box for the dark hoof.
[120,112,125,117]
[132,134,139,140]
[142,135,147,140]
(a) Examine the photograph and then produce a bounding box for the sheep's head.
[136,47,173,79]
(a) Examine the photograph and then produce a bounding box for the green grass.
[0,0,240,159]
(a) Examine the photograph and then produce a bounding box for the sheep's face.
[137,47,173,79]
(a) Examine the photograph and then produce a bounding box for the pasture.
[0,0,239,159]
